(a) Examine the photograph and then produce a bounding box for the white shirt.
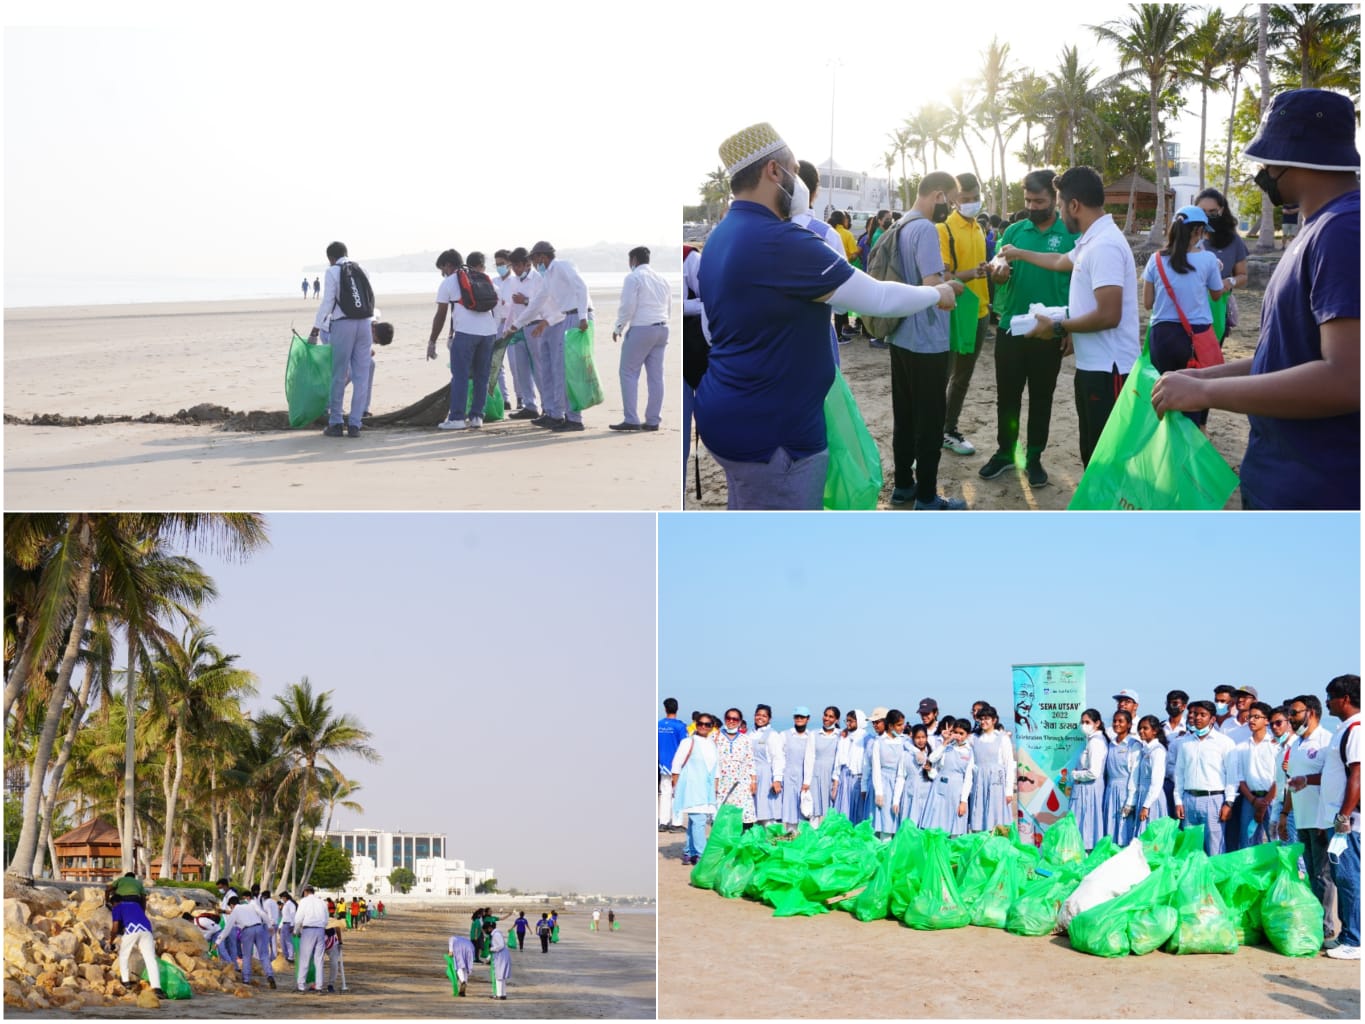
[218,886,237,912]
[523,258,589,328]
[1173,729,1236,804]
[683,248,711,342]
[223,901,267,932]
[1286,724,1333,826]
[1068,214,1139,373]
[312,257,373,332]
[835,729,865,776]
[294,893,330,929]
[437,272,497,336]
[1072,731,1109,784]
[1232,734,1279,792]
[280,900,297,927]
[614,264,672,334]
[501,270,544,333]
[1138,739,1167,809]
[1318,712,1361,833]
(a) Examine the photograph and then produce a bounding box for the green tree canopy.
[389,866,416,893]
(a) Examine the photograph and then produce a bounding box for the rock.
[4,900,32,929]
[30,916,60,937]
[155,914,210,955]
[35,969,61,991]
[106,980,127,998]
[76,903,112,930]
[147,893,188,919]
[3,919,38,968]
[49,929,80,959]
[81,963,106,985]
[174,951,196,973]
[232,984,253,998]
[135,987,161,1009]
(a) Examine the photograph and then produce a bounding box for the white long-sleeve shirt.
[294,894,330,928]
[614,263,672,334]
[280,900,297,927]
[501,270,545,333]
[1173,729,1237,804]
[1136,739,1167,810]
[1072,731,1108,784]
[522,258,589,328]
[311,257,373,331]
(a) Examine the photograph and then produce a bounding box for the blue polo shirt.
[695,200,855,462]
[1242,189,1359,510]
[111,901,153,934]
[659,716,688,771]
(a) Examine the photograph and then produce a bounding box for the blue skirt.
[754,758,781,820]
[1072,779,1106,850]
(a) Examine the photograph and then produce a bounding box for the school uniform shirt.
[280,901,297,927]
[1241,189,1360,509]
[312,258,372,332]
[695,199,854,463]
[223,901,268,933]
[1142,250,1223,325]
[294,894,330,929]
[1232,734,1279,794]
[522,258,590,329]
[1173,730,1237,804]
[1317,712,1361,833]
[218,887,237,911]
[1135,739,1168,810]
[1286,724,1333,827]
[615,263,672,335]
[501,270,545,333]
[437,273,497,336]
[1067,213,1139,374]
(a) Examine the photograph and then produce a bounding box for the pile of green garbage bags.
[689,806,1324,959]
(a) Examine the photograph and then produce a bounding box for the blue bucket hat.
[1243,88,1359,171]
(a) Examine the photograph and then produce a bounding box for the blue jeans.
[684,812,709,861]
[449,332,495,420]
[1330,830,1360,948]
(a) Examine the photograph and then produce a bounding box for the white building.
[817,160,898,222]
[325,828,494,896]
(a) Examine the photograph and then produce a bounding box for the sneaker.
[469,416,483,429]
[609,421,643,431]
[868,338,889,349]
[889,487,917,507]
[552,419,585,432]
[509,407,540,420]
[837,334,852,345]
[914,494,968,510]
[1025,459,1049,488]
[268,977,277,990]
[346,424,360,438]
[1323,936,1342,950]
[534,416,563,429]
[979,453,1014,480]
[438,418,466,430]
[943,431,976,456]
[327,985,335,992]
[322,423,344,437]
[1325,944,1360,960]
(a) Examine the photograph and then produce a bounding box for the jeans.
[449,332,495,421]
[1330,830,1360,948]
[327,317,373,428]
[994,327,1063,459]
[684,812,709,861]
[1074,363,1127,467]
[1302,827,1340,936]
[619,324,668,426]
[889,345,949,499]
[712,446,828,510]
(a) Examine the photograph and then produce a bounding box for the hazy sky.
[660,513,1361,730]
[4,1,680,282]
[678,0,1299,206]
[180,513,656,895]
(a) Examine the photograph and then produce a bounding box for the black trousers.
[1073,363,1127,467]
[890,345,949,499]
[539,932,550,952]
[994,328,1063,459]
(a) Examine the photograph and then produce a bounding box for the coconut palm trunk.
[1146,83,1165,244]
[159,721,186,880]
[1256,6,1277,251]
[121,632,139,873]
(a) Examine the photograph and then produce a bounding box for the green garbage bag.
[292,935,318,984]
[1210,842,1280,946]
[507,928,517,949]
[969,852,1024,929]
[1174,823,1207,859]
[465,381,505,421]
[822,367,883,510]
[142,958,192,999]
[1038,813,1085,866]
[1167,852,1239,954]
[1129,904,1179,956]
[901,831,971,930]
[565,323,604,412]
[285,330,333,428]
[550,924,559,943]
[443,953,461,996]
[1068,861,1179,958]
[949,288,982,355]
[1210,292,1229,343]
[714,844,760,900]
[1068,349,1240,510]
[1006,867,1081,937]
[1261,844,1325,957]
[1137,818,1181,868]
[885,822,928,922]
[690,805,744,890]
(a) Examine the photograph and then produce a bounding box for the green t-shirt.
[996,215,1079,327]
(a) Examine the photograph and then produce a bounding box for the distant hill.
[310,242,680,275]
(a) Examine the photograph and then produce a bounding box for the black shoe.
[552,419,585,432]
[608,421,642,431]
[153,988,168,999]
[268,977,277,989]
[509,408,539,420]
[641,423,660,432]
[322,423,344,437]
[979,453,1013,480]
[1026,459,1049,488]
[346,424,360,438]
[327,985,335,993]
[534,416,563,429]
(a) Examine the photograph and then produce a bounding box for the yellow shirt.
[938,212,989,319]
[834,224,859,263]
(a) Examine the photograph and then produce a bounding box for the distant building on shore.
[324,827,494,896]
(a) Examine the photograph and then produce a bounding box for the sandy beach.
[4,291,681,510]
[6,905,655,1019]
[657,832,1358,1019]
[685,285,1262,510]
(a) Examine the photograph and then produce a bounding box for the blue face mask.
[723,725,739,736]
[1214,702,1229,716]
[496,265,510,278]
[1275,730,1291,745]
[1192,725,1211,738]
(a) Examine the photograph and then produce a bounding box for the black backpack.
[335,261,375,319]
[457,268,500,312]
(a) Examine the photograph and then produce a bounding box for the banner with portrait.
[1012,663,1086,848]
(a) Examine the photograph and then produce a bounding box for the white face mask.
[958,201,983,218]
[779,166,811,219]
[1081,722,1095,736]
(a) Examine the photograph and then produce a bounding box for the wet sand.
[7,906,656,1019]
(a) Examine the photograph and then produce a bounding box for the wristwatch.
[1051,320,1067,340]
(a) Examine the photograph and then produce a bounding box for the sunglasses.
[724,716,741,723]
[697,720,714,728]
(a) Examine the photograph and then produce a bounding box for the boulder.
[135,987,161,1009]
[147,892,194,919]
[30,916,60,937]
[3,919,38,968]
[49,929,80,960]
[4,900,32,929]
[106,980,127,998]
[76,902,112,930]
[155,914,210,956]
[81,963,107,986]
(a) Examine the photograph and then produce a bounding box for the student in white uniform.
[611,246,672,432]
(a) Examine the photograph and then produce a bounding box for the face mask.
[1028,206,1054,225]
[1192,725,1211,738]
[496,265,510,278]
[1166,703,1183,716]
[958,201,983,218]
[1254,166,1288,207]
[932,198,951,223]
[723,725,739,736]
[1081,722,1095,736]
[794,722,807,733]
[1214,701,1229,716]
[1275,730,1291,745]
[1294,721,1309,737]
[776,165,809,220]
[534,263,547,275]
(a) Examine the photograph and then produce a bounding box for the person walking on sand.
[512,912,529,952]
[611,246,671,432]
[310,240,375,439]
[448,933,476,995]
[109,890,167,999]
[592,907,601,932]
[536,913,552,953]
[294,884,328,993]
[521,240,591,432]
[302,276,309,299]
[312,276,320,299]
[484,918,511,999]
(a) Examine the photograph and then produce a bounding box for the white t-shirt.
[1286,724,1333,826]
[1068,214,1140,374]
[1318,713,1361,833]
[437,272,497,336]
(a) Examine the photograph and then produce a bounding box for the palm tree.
[1092,3,1194,243]
[148,626,256,879]
[916,105,954,174]
[272,678,379,892]
[1044,46,1107,167]
[1269,3,1361,88]
[1008,71,1052,172]
[882,150,897,210]
[1221,13,1260,196]
[699,168,730,223]
[1186,7,1230,191]
[1256,4,1277,250]
[978,37,1015,214]
[945,87,985,190]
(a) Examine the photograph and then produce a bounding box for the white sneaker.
[943,431,976,455]
[438,419,466,430]
[469,416,483,428]
[1325,944,1360,960]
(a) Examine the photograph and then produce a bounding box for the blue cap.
[792,706,811,717]
[1174,205,1209,225]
